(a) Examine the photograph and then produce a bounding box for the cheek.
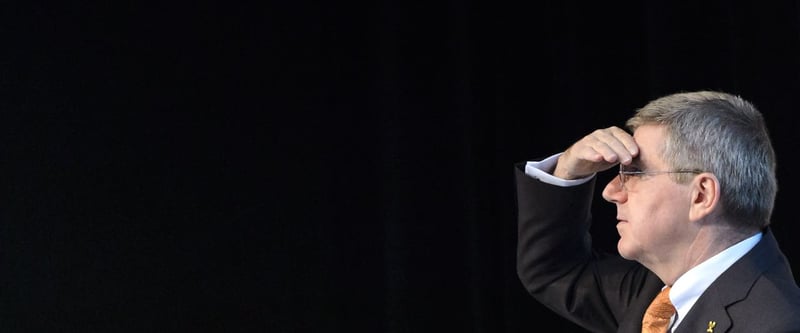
[630,192,689,237]
[626,193,670,227]
[618,185,691,258]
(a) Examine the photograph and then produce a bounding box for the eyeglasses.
[618,164,704,190]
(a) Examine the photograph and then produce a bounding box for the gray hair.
[626,91,777,230]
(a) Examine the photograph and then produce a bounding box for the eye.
[622,165,643,173]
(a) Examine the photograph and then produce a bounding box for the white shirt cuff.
[524,153,594,187]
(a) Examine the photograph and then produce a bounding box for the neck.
[660,225,757,285]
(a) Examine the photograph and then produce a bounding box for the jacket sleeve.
[514,162,595,292]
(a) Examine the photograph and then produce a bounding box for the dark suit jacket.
[514,163,800,332]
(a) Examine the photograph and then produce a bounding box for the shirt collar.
[668,232,762,330]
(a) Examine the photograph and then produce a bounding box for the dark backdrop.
[1,1,799,332]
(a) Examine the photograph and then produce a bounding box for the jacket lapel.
[674,229,781,333]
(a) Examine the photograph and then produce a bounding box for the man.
[515,91,800,332]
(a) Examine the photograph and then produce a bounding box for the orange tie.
[642,286,676,333]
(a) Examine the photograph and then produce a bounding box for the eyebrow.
[628,158,652,171]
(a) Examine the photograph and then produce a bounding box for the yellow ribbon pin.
[706,321,716,332]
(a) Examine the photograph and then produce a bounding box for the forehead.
[631,124,667,167]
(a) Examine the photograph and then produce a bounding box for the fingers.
[554,126,639,179]
[587,126,638,164]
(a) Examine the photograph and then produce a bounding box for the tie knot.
[642,286,676,333]
[650,287,675,318]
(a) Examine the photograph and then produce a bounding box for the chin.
[617,241,635,260]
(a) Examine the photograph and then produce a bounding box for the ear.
[689,172,720,222]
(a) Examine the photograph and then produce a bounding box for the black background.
[1,1,799,332]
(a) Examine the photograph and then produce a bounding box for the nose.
[602,174,626,203]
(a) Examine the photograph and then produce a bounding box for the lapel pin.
[706,321,716,332]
